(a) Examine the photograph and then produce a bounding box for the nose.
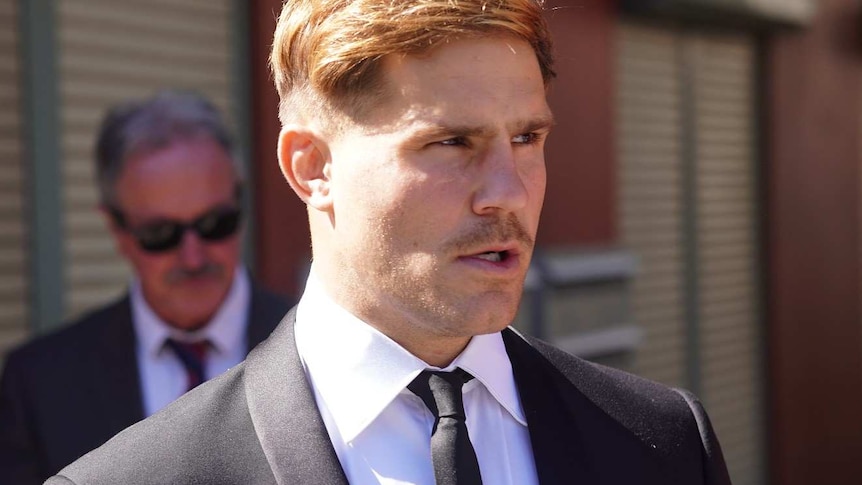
[177,229,207,269]
[472,143,535,215]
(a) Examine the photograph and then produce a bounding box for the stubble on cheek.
[341,191,534,337]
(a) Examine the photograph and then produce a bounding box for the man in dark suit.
[46,1,731,484]
[0,91,292,485]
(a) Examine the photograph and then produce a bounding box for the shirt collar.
[294,269,527,444]
[448,332,527,426]
[131,266,251,357]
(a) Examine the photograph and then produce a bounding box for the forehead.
[115,136,237,219]
[366,35,550,134]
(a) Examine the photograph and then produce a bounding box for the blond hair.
[270,0,554,127]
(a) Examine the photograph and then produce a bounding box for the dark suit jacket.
[0,284,291,485]
[45,308,731,485]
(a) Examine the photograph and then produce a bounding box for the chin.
[170,315,214,331]
[167,303,221,330]
[487,313,518,333]
[463,305,520,336]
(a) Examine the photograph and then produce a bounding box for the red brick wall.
[766,0,862,482]
[249,0,311,297]
[541,0,617,246]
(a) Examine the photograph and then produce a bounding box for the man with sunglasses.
[0,91,293,485]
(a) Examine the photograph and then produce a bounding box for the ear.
[277,126,332,211]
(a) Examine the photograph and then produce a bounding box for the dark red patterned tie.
[164,338,209,392]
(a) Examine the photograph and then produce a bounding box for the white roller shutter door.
[0,0,30,358]
[690,32,765,485]
[619,21,765,485]
[618,22,688,388]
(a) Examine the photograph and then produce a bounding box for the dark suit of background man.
[0,91,292,484]
[46,1,732,484]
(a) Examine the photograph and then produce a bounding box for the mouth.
[167,264,224,286]
[457,244,524,275]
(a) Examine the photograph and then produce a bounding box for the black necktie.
[408,369,483,485]
[164,338,209,392]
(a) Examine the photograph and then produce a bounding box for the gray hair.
[95,90,243,207]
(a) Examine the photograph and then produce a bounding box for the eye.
[512,132,541,145]
[438,136,468,147]
[195,211,221,233]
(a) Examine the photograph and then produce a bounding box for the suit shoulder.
[57,362,273,484]
[520,330,688,402]
[510,330,701,445]
[3,297,129,372]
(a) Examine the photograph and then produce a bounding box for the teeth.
[476,252,502,262]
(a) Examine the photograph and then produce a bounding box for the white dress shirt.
[295,271,539,485]
[131,267,251,417]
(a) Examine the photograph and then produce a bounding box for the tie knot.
[408,369,474,419]
[165,338,209,362]
[164,338,210,391]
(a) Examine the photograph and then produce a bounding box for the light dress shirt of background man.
[46,2,731,484]
[0,91,292,485]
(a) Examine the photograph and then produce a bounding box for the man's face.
[108,136,241,330]
[322,35,552,349]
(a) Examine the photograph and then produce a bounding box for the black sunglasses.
[109,205,242,253]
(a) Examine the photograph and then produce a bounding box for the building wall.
[541,0,617,246]
[766,0,862,482]
[249,0,311,298]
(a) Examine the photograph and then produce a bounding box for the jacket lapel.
[504,328,677,485]
[502,328,598,484]
[92,296,145,435]
[244,308,349,485]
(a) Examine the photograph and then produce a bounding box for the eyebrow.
[518,114,556,134]
[412,113,556,140]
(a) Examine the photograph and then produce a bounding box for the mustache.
[166,263,224,285]
[446,214,534,253]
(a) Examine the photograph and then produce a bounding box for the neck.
[308,264,473,367]
[398,333,472,368]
